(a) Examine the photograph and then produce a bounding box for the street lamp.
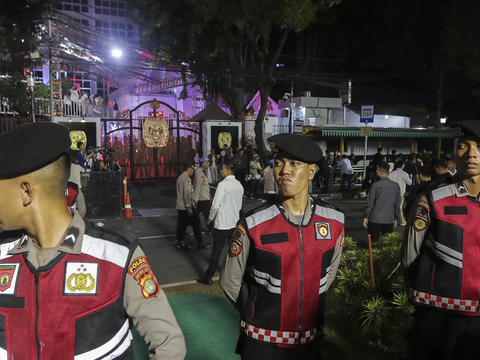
[440,117,447,124]
[112,49,122,58]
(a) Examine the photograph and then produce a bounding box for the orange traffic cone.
[124,193,133,219]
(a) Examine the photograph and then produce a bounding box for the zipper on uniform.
[298,226,304,345]
[249,287,258,320]
[35,272,40,360]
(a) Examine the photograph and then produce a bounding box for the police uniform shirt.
[193,168,210,202]
[219,196,343,303]
[7,211,186,359]
[263,166,277,194]
[176,172,194,210]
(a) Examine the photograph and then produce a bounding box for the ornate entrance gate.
[102,99,203,181]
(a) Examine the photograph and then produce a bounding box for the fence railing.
[34,98,119,118]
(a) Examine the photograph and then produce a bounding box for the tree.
[0,0,47,117]
[130,0,340,162]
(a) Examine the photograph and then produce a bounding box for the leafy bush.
[326,233,414,359]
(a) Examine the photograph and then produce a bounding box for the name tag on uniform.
[64,262,99,296]
[0,263,21,295]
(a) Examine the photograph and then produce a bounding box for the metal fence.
[34,98,119,118]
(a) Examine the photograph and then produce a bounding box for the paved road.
[0,182,404,286]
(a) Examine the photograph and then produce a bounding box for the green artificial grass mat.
[133,293,241,360]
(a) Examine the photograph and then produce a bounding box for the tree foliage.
[130,0,340,160]
[0,0,47,116]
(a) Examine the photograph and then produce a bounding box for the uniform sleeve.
[193,171,201,202]
[326,229,344,291]
[208,182,225,221]
[124,246,186,360]
[182,176,191,208]
[400,194,431,286]
[219,222,251,308]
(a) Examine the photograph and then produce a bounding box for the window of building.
[127,32,133,38]
[119,31,125,38]
[81,6,88,13]
[119,10,125,17]
[111,9,117,16]
[103,30,110,35]
[95,7,101,14]
[118,2,125,9]
[103,21,110,28]
[111,2,117,7]
[95,0,101,5]
[65,4,72,10]
[81,0,88,4]
[119,23,125,30]
[103,1,109,6]
[73,19,80,23]
[111,30,118,36]
[83,80,90,87]
[82,19,89,26]
[73,5,80,12]
[57,4,63,10]
[103,8,110,15]
[64,0,71,2]
[126,24,133,31]
[111,22,118,29]
[72,0,79,3]
[95,20,102,27]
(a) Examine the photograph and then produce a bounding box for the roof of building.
[303,126,454,138]
[190,103,232,121]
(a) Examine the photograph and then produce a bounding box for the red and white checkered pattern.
[410,289,478,312]
[240,321,318,345]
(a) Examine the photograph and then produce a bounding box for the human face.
[274,156,316,198]
[447,160,455,171]
[221,165,230,178]
[79,143,86,152]
[201,161,209,170]
[186,168,194,177]
[455,137,480,177]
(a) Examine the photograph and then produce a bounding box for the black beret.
[267,133,321,163]
[0,122,71,179]
[451,120,480,138]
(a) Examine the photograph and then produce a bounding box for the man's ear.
[308,164,317,180]
[21,180,35,207]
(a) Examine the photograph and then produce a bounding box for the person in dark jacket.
[404,166,432,219]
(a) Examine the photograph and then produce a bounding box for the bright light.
[80,120,86,123]
[112,49,122,58]
[440,117,447,124]
[385,115,389,119]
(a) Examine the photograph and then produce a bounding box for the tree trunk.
[255,88,270,166]
[231,75,245,119]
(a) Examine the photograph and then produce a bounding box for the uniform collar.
[8,210,86,255]
[454,180,470,198]
[224,175,235,180]
[278,196,314,226]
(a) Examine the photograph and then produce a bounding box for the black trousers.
[236,168,247,187]
[367,222,393,243]
[204,228,235,279]
[341,173,354,190]
[249,179,260,197]
[409,308,480,360]
[238,335,323,360]
[176,210,203,243]
[195,200,213,231]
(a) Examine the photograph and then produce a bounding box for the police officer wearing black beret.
[0,122,186,359]
[402,120,480,360]
[220,133,345,360]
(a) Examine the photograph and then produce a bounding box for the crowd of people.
[63,86,119,116]
[3,119,480,359]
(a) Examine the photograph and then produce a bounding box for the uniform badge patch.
[417,200,430,213]
[128,256,148,276]
[137,270,160,298]
[64,262,98,295]
[414,216,429,232]
[230,238,243,257]
[0,264,21,295]
[315,222,332,240]
[134,265,152,281]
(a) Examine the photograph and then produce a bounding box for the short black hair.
[419,166,431,178]
[77,141,84,149]
[183,163,195,171]
[407,154,415,161]
[223,163,235,174]
[394,160,404,169]
[377,163,390,173]
[342,154,347,159]
[433,159,448,169]
[31,153,70,198]
[377,147,383,152]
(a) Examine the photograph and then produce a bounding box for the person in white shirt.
[196,163,244,285]
[447,159,457,176]
[388,160,412,226]
[248,154,262,198]
[338,154,354,190]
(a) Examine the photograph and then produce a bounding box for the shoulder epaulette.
[85,221,138,248]
[313,196,344,214]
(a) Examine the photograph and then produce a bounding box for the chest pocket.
[261,232,289,245]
